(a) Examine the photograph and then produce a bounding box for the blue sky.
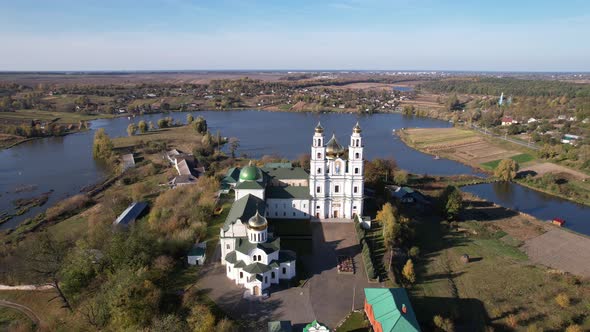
[1,0,589,71]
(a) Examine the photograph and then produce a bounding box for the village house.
[187,242,206,266]
[501,116,518,126]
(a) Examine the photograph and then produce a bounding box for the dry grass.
[112,125,203,152]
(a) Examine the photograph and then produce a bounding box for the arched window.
[282,267,287,274]
[317,168,321,174]
[226,244,230,249]
[271,272,275,279]
[354,186,358,193]
[264,276,268,283]
[317,152,321,159]
[253,255,257,261]
[258,255,262,261]
[354,168,359,174]
[240,272,243,279]
[355,152,360,159]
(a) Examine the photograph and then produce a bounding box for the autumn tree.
[187,304,215,332]
[138,120,147,134]
[402,259,416,284]
[127,123,137,136]
[186,113,194,124]
[494,159,519,181]
[92,128,115,164]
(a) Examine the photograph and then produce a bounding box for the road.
[469,123,539,150]
[0,299,41,330]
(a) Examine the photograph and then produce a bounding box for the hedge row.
[355,218,377,280]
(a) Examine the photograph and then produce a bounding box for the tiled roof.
[235,181,265,190]
[243,262,272,274]
[225,251,237,264]
[267,186,311,199]
[222,194,266,231]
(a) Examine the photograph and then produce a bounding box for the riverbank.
[399,127,590,207]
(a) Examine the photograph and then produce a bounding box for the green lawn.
[481,153,535,170]
[410,217,590,331]
[335,311,370,332]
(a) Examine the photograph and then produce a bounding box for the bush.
[565,325,582,332]
[433,315,455,332]
[45,194,91,221]
[555,293,570,308]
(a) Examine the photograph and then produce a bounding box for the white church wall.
[267,198,310,219]
[234,188,265,201]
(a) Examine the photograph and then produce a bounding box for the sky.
[1,0,589,71]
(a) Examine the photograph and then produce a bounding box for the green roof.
[364,288,421,332]
[225,251,237,264]
[223,167,241,184]
[268,321,293,332]
[240,165,263,181]
[267,186,311,199]
[264,162,293,169]
[234,260,246,268]
[188,244,205,257]
[262,167,309,180]
[235,237,281,255]
[222,194,266,231]
[243,262,272,274]
[235,181,265,190]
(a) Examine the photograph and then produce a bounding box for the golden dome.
[248,211,268,230]
[353,122,362,134]
[326,134,345,157]
[315,122,324,134]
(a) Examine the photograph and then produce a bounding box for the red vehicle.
[551,218,566,226]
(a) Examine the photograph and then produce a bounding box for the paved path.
[197,222,380,330]
[0,299,41,330]
[523,229,590,277]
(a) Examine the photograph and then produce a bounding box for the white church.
[219,122,365,296]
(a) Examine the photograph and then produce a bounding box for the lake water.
[1,110,588,235]
[462,182,590,235]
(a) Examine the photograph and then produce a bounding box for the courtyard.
[196,221,381,330]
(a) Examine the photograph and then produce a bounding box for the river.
[1,110,588,235]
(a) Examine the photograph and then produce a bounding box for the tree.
[440,185,462,221]
[187,304,215,332]
[193,116,208,134]
[18,233,72,311]
[494,159,519,181]
[228,137,240,158]
[148,121,155,131]
[150,314,187,332]
[138,120,148,134]
[394,170,409,185]
[127,123,137,136]
[157,118,168,129]
[186,113,194,124]
[402,259,416,284]
[92,128,115,163]
[555,293,570,308]
[297,153,311,171]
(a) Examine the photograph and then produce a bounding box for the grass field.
[411,216,590,331]
[480,153,535,170]
[112,125,204,152]
[0,306,34,331]
[0,109,113,124]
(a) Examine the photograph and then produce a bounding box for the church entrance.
[333,210,338,218]
[316,212,320,219]
[253,285,260,296]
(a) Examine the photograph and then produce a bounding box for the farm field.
[402,127,527,166]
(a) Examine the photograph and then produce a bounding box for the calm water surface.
[1,110,588,234]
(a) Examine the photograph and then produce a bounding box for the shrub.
[433,315,455,332]
[555,293,571,308]
[565,325,582,332]
[526,324,543,332]
[506,314,518,328]
[45,194,90,221]
[409,246,420,258]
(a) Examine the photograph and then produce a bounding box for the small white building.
[527,117,538,124]
[187,242,206,266]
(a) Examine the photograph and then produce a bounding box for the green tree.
[186,113,194,124]
[402,259,416,284]
[393,170,409,185]
[193,116,208,134]
[440,185,462,221]
[138,120,148,134]
[494,159,519,181]
[127,123,137,136]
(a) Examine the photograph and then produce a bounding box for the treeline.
[419,78,590,98]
